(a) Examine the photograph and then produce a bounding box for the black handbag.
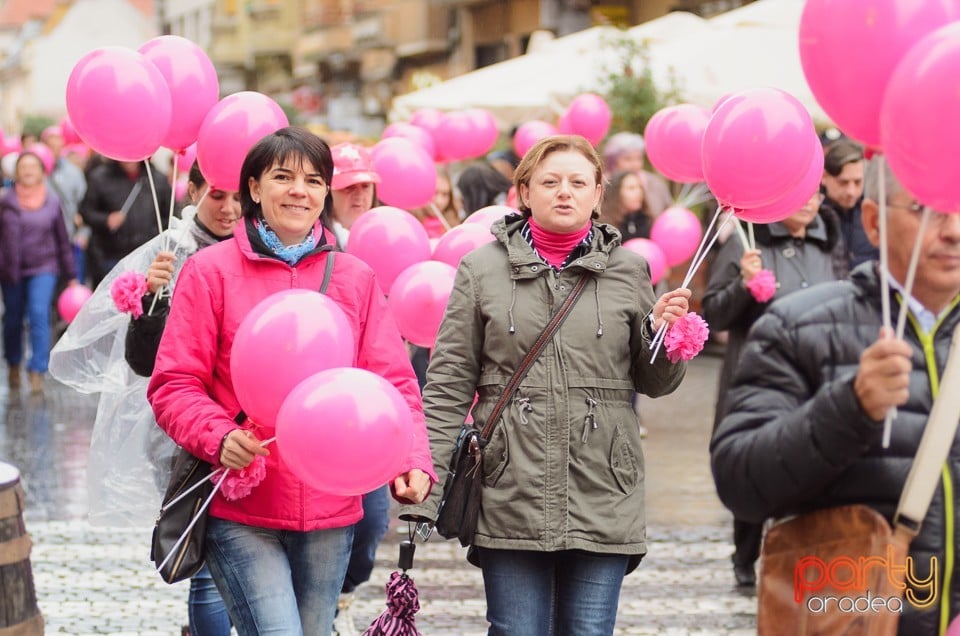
[150,447,213,583]
[434,274,592,546]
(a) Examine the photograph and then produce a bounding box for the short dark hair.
[823,139,864,177]
[239,127,334,219]
[188,160,205,188]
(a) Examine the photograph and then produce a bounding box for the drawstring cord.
[508,279,517,334]
[594,278,604,337]
[515,396,532,424]
[581,397,598,442]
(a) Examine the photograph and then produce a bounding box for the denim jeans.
[205,518,353,636]
[477,548,630,636]
[2,273,58,372]
[342,485,390,593]
[189,564,231,636]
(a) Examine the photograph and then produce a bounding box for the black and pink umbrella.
[363,537,422,636]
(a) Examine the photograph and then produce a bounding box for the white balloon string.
[733,217,751,253]
[876,156,895,449]
[167,184,210,259]
[882,204,931,448]
[156,468,228,576]
[747,221,756,251]
[163,158,180,253]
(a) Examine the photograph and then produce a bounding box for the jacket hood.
[491,213,622,279]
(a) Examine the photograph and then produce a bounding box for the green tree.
[21,115,55,141]
[596,32,680,136]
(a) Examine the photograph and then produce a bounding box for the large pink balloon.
[564,93,612,146]
[881,22,960,213]
[463,205,518,230]
[410,109,446,161]
[799,0,958,149]
[736,133,824,224]
[57,285,93,323]
[464,108,499,158]
[276,368,414,495]
[622,238,667,285]
[644,104,710,183]
[434,111,476,162]
[381,122,436,161]
[346,206,432,290]
[650,206,702,267]
[701,88,817,209]
[388,261,457,347]
[431,223,496,267]
[370,137,437,210]
[66,47,172,162]
[196,92,289,191]
[513,121,558,158]
[139,35,220,151]
[230,289,355,428]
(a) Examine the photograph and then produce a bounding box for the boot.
[8,366,20,389]
[28,371,43,394]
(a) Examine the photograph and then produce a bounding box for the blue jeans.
[2,273,58,372]
[205,518,353,636]
[477,548,630,636]
[189,564,231,636]
[342,485,390,593]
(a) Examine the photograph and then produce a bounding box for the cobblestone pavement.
[0,354,758,635]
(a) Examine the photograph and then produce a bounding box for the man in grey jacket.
[711,159,960,633]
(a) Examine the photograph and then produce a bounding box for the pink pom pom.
[110,271,149,318]
[746,269,777,303]
[221,455,267,501]
[664,312,710,363]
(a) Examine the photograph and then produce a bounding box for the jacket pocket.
[610,426,639,495]
[481,422,509,487]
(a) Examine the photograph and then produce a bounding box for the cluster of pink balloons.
[229,289,414,495]
[394,108,500,164]
[65,36,288,191]
[800,0,960,212]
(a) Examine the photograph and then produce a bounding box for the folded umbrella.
[363,537,422,636]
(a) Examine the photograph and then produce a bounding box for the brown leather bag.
[757,505,914,636]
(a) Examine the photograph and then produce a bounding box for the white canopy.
[389,0,830,128]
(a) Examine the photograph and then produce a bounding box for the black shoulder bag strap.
[234,251,336,424]
[478,272,591,440]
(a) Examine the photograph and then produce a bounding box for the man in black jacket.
[711,158,960,633]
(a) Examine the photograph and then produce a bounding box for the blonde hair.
[513,135,605,217]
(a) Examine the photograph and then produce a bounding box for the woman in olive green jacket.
[415,135,690,635]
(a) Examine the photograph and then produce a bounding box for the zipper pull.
[515,396,532,425]
[582,397,598,443]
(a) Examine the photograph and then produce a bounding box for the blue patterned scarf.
[255,219,318,265]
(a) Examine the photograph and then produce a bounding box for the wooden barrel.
[0,462,43,635]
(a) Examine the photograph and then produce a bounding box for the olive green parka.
[409,214,686,565]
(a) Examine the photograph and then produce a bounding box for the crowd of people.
[1,109,955,634]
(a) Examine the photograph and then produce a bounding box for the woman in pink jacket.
[147,127,435,635]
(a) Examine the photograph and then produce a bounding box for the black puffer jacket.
[711,263,960,634]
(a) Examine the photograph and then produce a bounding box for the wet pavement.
[0,353,758,635]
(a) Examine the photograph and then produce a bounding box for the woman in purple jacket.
[0,151,76,393]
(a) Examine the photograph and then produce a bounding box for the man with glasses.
[711,158,960,632]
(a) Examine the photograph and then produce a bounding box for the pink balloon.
[346,206,432,291]
[948,612,960,636]
[881,22,960,213]
[434,111,476,162]
[370,137,437,210]
[513,120,558,158]
[176,142,197,174]
[464,108,500,158]
[276,368,414,495]
[463,205,517,230]
[230,289,355,428]
[557,111,574,135]
[388,261,457,347]
[622,238,668,285]
[701,88,817,209]
[431,223,496,267]
[2,135,21,155]
[410,108,446,161]
[25,143,55,175]
[644,104,711,183]
[139,35,220,151]
[650,206,702,267]
[564,93,612,146]
[66,47,172,162]
[57,285,93,323]
[382,122,436,161]
[196,92,289,191]
[800,0,959,149]
[175,178,188,202]
[60,117,81,145]
[736,133,824,224]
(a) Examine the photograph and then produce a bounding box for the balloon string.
[877,156,895,448]
[733,217,751,253]
[747,221,755,251]
[882,203,931,448]
[163,158,180,253]
[157,468,228,575]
